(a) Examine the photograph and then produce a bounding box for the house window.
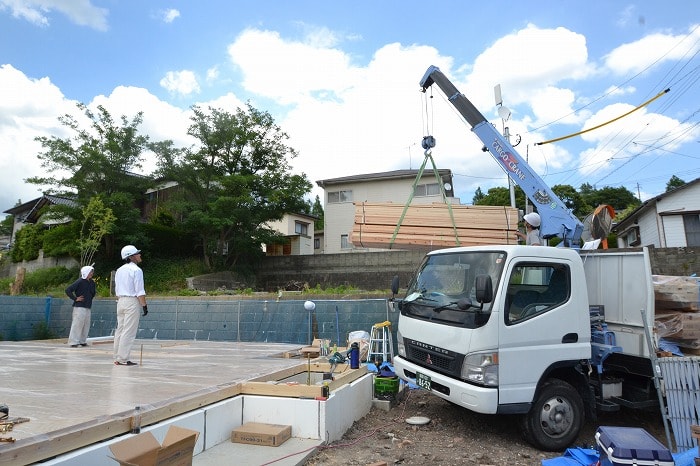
[414,183,441,197]
[341,234,350,249]
[314,238,320,249]
[295,221,309,236]
[626,227,640,246]
[683,214,700,247]
[328,190,353,203]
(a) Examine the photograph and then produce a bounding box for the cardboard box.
[231,422,291,447]
[109,425,199,466]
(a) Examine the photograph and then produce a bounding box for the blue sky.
[1,1,699,219]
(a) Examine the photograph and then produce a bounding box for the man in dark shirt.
[65,265,97,347]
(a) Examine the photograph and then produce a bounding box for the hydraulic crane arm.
[420,65,584,246]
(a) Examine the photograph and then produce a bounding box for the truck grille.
[405,340,464,378]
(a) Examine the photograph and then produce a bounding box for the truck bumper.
[393,356,498,414]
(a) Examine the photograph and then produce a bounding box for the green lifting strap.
[389,149,460,248]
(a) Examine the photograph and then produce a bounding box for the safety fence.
[658,356,700,451]
[0,296,398,349]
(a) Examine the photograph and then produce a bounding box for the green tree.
[26,103,157,257]
[155,103,312,270]
[551,184,591,218]
[309,195,324,231]
[579,184,640,212]
[79,196,116,266]
[0,215,12,236]
[474,186,525,207]
[666,175,686,192]
[472,187,485,205]
[11,223,44,262]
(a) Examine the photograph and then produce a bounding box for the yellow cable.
[535,88,670,146]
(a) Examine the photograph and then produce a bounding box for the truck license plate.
[415,371,431,390]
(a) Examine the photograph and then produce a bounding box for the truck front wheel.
[521,379,584,451]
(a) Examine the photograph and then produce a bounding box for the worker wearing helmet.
[113,245,148,366]
[515,212,542,246]
[65,265,96,347]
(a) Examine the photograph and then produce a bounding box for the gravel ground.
[303,386,671,466]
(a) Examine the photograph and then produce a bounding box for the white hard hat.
[80,265,94,279]
[120,245,141,260]
[523,212,541,227]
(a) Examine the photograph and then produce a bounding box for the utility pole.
[495,84,516,209]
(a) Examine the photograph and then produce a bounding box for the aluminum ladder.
[367,321,394,366]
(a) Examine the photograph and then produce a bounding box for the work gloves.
[142,305,148,316]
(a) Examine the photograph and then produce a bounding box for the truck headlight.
[461,351,498,387]
[396,329,406,357]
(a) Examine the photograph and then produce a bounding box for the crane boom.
[420,65,583,246]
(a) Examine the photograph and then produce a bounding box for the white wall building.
[614,178,700,248]
[316,169,455,254]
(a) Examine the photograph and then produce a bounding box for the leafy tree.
[551,184,591,218]
[472,187,485,205]
[579,184,640,212]
[79,196,116,267]
[26,103,157,257]
[309,195,324,231]
[0,215,12,236]
[474,186,526,207]
[154,103,312,270]
[666,175,686,192]
[11,223,44,262]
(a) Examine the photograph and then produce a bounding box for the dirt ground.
[304,386,671,466]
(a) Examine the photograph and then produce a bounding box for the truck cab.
[393,245,593,450]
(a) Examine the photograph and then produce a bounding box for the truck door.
[498,260,589,405]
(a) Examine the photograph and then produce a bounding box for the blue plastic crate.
[595,426,674,466]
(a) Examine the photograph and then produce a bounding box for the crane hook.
[421,135,436,151]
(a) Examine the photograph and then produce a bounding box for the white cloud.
[604,24,700,75]
[161,8,180,23]
[0,0,108,30]
[160,70,201,96]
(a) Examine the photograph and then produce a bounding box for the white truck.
[392,245,660,451]
[391,66,663,451]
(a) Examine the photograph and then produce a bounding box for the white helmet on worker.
[523,212,541,228]
[120,245,141,260]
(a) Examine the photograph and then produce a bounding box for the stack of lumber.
[653,275,700,354]
[352,202,519,249]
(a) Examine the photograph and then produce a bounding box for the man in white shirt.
[113,245,148,366]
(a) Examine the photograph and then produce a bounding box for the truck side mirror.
[474,274,493,304]
[391,275,400,296]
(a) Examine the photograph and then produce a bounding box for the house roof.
[613,177,700,232]
[316,169,452,187]
[3,195,78,223]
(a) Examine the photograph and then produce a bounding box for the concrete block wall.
[256,247,699,291]
[647,247,699,276]
[0,296,398,347]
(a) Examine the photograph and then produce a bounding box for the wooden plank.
[352,202,520,248]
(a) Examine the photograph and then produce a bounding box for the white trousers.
[114,297,140,363]
[68,307,91,345]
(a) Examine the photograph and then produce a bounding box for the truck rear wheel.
[521,379,584,451]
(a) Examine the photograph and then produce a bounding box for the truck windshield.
[403,251,506,327]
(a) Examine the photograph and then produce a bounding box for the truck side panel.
[581,248,655,358]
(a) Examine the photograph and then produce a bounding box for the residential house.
[264,212,318,256]
[316,169,455,254]
[3,194,78,243]
[613,178,700,248]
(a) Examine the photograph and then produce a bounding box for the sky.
[1,1,699,220]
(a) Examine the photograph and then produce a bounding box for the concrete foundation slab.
[0,339,373,466]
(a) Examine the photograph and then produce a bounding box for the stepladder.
[368,321,394,366]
